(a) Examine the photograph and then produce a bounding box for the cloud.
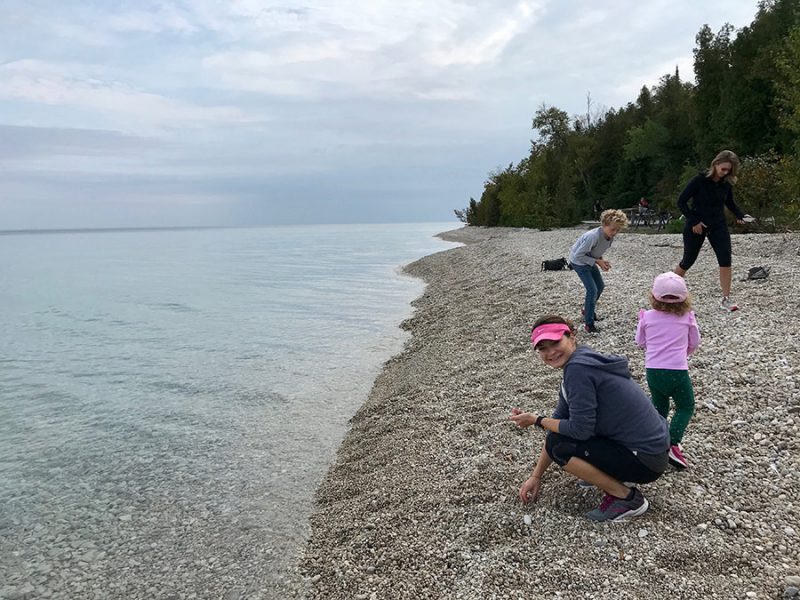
[0,0,763,229]
[0,59,250,131]
[200,0,550,99]
[426,1,547,67]
[0,124,159,160]
[106,7,198,34]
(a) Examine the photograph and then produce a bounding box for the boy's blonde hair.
[649,292,692,315]
[600,209,629,228]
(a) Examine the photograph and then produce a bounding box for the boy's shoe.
[668,444,688,469]
[584,324,599,334]
[720,296,739,311]
[585,488,649,522]
[581,308,605,321]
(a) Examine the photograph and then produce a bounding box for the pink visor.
[530,323,571,348]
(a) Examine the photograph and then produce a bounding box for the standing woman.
[675,150,752,311]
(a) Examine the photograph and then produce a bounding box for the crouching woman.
[511,315,669,521]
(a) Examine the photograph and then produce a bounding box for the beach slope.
[297,226,800,599]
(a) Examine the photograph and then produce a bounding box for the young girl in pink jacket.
[636,272,701,469]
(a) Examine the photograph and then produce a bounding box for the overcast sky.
[0,1,759,230]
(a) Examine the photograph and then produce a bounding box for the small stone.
[638,529,648,538]
[787,576,800,587]
[523,515,532,526]
[697,523,708,531]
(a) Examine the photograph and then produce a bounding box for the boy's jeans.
[571,263,604,327]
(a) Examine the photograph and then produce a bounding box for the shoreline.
[293,226,800,599]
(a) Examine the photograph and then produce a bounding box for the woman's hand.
[692,222,706,234]
[519,475,542,504]
[510,408,536,428]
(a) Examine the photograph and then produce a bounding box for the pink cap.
[530,323,571,348]
[652,272,688,303]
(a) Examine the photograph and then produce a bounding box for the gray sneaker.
[585,488,649,522]
[720,296,739,312]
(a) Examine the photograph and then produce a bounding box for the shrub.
[666,218,684,234]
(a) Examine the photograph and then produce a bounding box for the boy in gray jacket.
[568,209,629,332]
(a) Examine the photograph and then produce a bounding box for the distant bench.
[625,207,672,231]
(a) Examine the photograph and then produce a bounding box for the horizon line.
[0,220,460,236]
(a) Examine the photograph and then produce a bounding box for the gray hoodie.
[552,345,669,456]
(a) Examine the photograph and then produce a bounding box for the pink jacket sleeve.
[635,309,647,348]
[688,311,701,355]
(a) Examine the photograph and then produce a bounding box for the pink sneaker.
[668,444,688,469]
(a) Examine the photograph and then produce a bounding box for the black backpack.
[541,257,570,271]
[743,266,770,280]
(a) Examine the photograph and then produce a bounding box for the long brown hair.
[706,150,740,184]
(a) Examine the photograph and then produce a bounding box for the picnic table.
[630,207,672,230]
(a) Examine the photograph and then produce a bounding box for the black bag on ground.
[541,257,570,271]
[743,266,770,281]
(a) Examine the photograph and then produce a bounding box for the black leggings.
[679,222,732,270]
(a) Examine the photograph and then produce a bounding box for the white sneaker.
[720,296,739,312]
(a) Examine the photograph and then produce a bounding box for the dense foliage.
[461,0,800,230]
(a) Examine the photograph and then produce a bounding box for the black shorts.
[545,432,665,484]
[679,222,732,269]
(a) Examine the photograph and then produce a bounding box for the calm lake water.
[0,222,458,599]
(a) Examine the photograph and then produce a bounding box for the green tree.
[692,24,735,158]
[775,25,800,137]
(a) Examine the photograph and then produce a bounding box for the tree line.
[459,0,800,230]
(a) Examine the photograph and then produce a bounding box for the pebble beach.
[294,225,800,599]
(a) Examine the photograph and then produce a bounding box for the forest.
[460,0,800,231]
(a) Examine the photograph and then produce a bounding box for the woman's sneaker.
[720,296,739,311]
[668,444,688,469]
[585,488,649,522]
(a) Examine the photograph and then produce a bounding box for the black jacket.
[677,172,745,228]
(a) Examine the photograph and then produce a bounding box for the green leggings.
[646,368,695,445]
